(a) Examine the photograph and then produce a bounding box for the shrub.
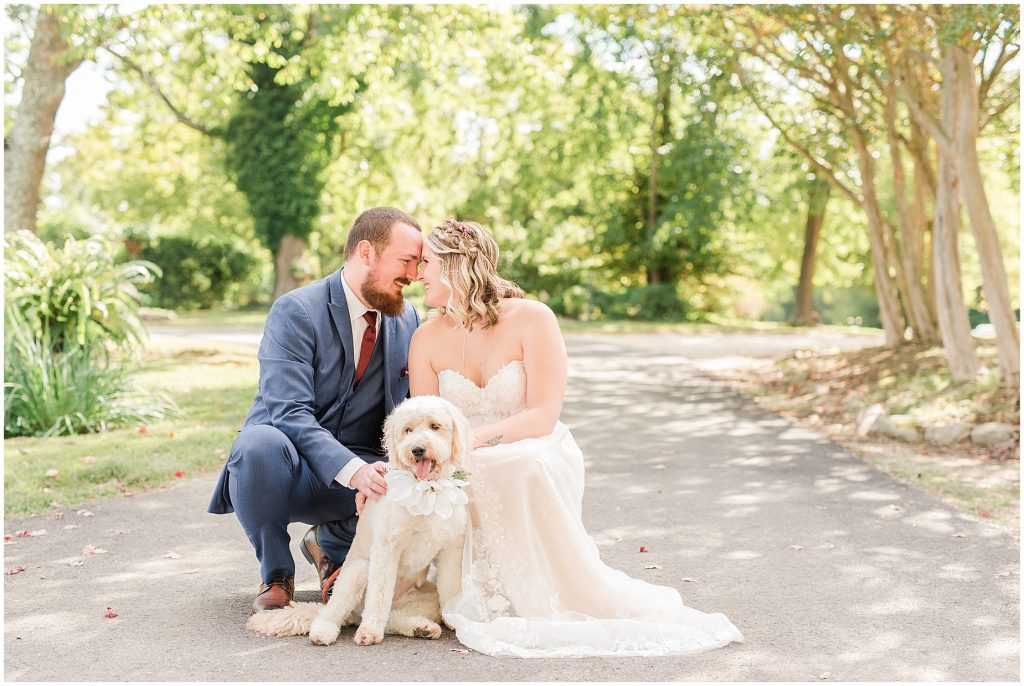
[139,235,262,310]
[4,231,177,437]
[5,230,158,354]
[4,310,177,437]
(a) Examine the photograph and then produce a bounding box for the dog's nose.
[411,445,426,459]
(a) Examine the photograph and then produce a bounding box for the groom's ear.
[357,239,374,265]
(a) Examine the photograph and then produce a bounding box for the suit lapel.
[327,269,356,392]
[382,314,396,412]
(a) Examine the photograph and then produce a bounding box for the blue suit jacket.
[208,268,419,514]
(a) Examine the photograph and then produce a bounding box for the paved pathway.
[4,332,1018,681]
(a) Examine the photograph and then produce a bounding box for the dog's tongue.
[415,460,433,480]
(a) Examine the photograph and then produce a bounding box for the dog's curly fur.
[245,396,472,646]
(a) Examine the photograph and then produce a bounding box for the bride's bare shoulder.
[500,298,558,327]
[411,314,453,344]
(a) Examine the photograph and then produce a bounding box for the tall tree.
[792,176,830,326]
[876,4,1019,385]
[4,5,122,234]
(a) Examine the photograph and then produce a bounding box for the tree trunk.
[932,147,980,382]
[4,7,81,234]
[884,89,938,343]
[272,233,309,301]
[645,52,672,287]
[849,126,907,346]
[908,122,938,323]
[792,178,829,326]
[950,44,1020,387]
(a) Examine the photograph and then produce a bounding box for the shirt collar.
[340,270,376,322]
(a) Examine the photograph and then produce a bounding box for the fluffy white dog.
[246,395,471,646]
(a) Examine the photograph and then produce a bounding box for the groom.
[208,207,423,612]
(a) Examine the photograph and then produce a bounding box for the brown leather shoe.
[252,575,294,613]
[301,525,342,602]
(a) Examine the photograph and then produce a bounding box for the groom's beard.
[361,268,410,317]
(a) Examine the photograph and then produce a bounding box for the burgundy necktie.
[354,311,378,388]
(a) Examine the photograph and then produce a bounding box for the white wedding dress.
[438,360,743,658]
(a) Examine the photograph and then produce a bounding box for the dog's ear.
[382,401,403,462]
[448,402,474,467]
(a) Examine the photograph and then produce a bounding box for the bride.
[407,217,743,658]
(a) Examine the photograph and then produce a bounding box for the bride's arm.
[472,302,567,448]
[409,325,440,397]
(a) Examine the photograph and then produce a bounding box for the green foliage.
[25,5,1021,324]
[3,231,176,437]
[4,308,177,437]
[221,7,360,255]
[4,230,158,353]
[139,234,263,310]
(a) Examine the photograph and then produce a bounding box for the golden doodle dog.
[246,395,471,646]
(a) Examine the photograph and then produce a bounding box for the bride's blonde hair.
[427,218,524,330]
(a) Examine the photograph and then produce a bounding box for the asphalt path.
[3,330,1019,681]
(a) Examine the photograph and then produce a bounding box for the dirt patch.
[698,342,1020,538]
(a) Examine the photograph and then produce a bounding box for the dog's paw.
[308,617,341,646]
[442,618,455,631]
[413,621,442,639]
[353,626,383,646]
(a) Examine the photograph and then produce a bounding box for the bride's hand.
[355,491,367,515]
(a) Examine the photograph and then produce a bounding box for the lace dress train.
[438,361,743,658]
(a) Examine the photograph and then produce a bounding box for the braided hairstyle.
[426,218,524,330]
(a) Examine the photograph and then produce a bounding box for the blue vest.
[336,336,387,456]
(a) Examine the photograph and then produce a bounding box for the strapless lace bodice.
[438,360,526,427]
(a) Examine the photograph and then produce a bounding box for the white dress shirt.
[334,271,381,489]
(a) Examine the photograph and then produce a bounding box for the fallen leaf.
[55,513,65,520]
[83,545,107,556]
[5,566,27,575]
[645,564,662,570]
[77,510,94,517]
[45,469,59,477]
[639,546,649,553]
[68,560,84,567]
[163,551,181,559]
[103,607,118,618]
[107,528,128,535]
[168,431,175,438]
[995,570,1011,578]
[138,427,148,434]
[174,470,185,478]
[952,533,966,538]
[788,545,804,550]
[817,672,832,680]
[680,577,698,583]
[3,534,13,542]
[450,648,470,654]
[123,492,134,497]
[81,456,97,463]
[14,529,47,537]
[977,510,991,518]
[63,524,79,530]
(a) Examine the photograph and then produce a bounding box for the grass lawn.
[4,338,258,517]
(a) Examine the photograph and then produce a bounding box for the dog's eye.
[403,427,413,434]
[430,423,441,431]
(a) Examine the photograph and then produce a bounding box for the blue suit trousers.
[226,424,384,583]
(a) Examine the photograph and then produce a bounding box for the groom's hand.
[351,462,388,504]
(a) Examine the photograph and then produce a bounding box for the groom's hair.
[344,207,422,260]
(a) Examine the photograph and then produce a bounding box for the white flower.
[385,470,468,519]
